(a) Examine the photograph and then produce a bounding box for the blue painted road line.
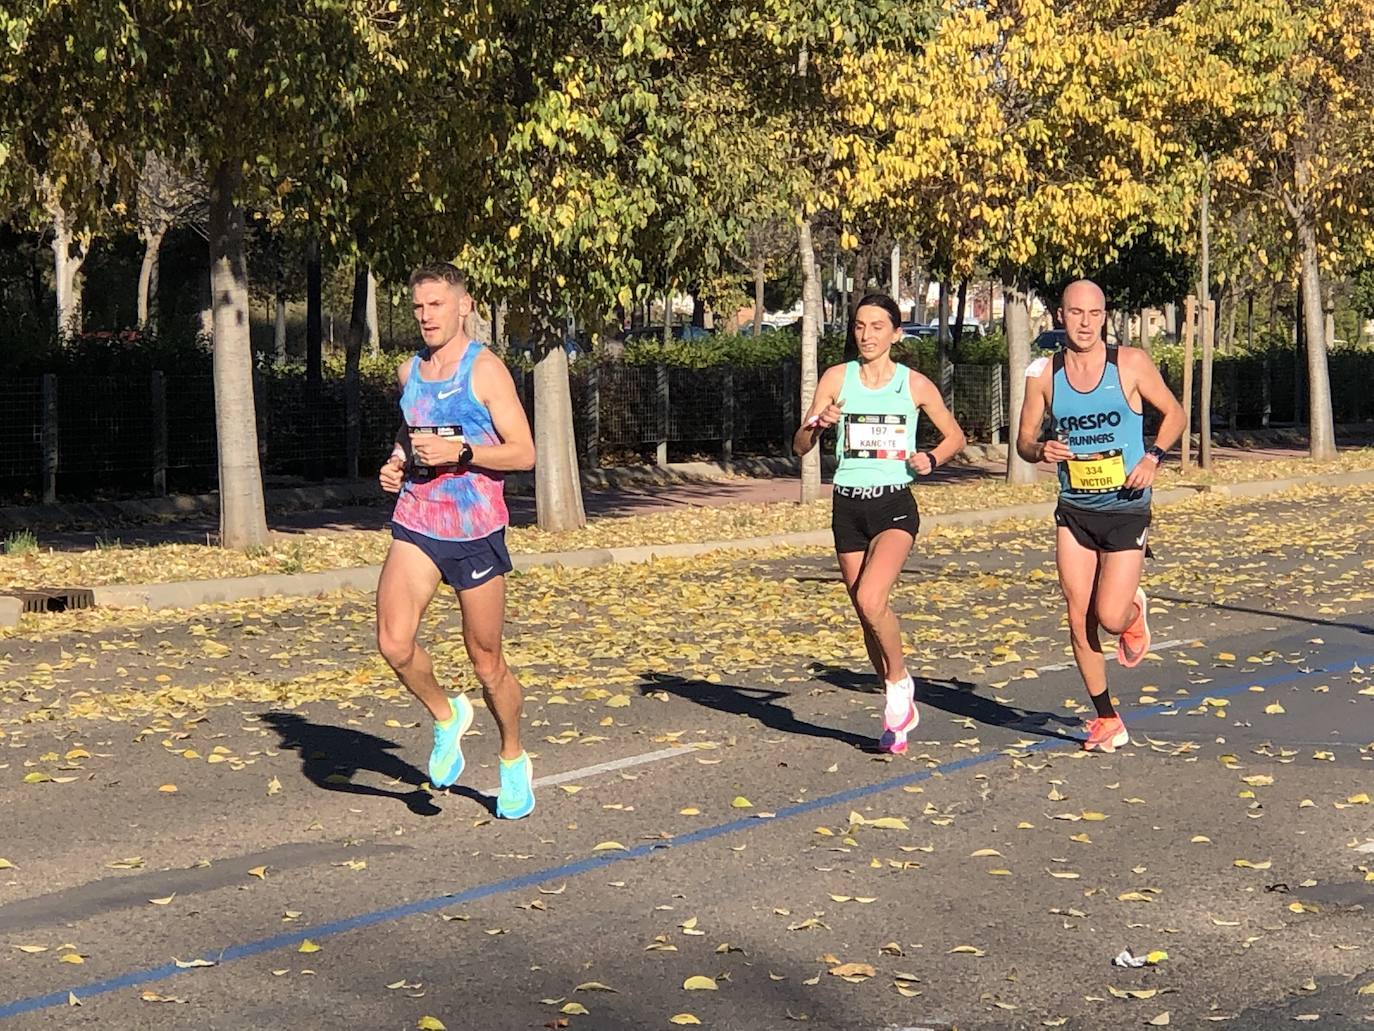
[3,648,1370,1021]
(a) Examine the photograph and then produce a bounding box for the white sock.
[884,676,913,723]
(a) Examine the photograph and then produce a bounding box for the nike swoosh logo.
[470,566,494,580]
[437,387,462,399]
[1135,531,1147,546]
[892,515,908,521]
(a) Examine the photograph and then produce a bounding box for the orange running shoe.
[1083,715,1129,753]
[1116,587,1151,669]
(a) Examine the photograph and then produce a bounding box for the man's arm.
[467,351,536,471]
[1124,348,1185,453]
[1121,348,1184,490]
[1016,358,1068,464]
[380,358,412,492]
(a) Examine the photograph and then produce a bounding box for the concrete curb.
[72,467,1374,612]
[1191,467,1374,497]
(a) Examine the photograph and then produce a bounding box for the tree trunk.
[365,270,380,356]
[199,267,214,339]
[936,280,952,404]
[912,273,928,324]
[1199,297,1215,469]
[752,256,766,337]
[1138,307,1150,353]
[661,286,672,344]
[1004,272,1036,484]
[208,159,269,550]
[345,259,369,479]
[274,293,288,363]
[306,239,323,385]
[1296,219,1336,458]
[799,215,823,503]
[493,298,507,352]
[137,226,167,330]
[952,279,968,350]
[1224,289,1238,355]
[532,304,586,530]
[890,243,900,301]
[51,204,86,337]
[1196,158,1213,469]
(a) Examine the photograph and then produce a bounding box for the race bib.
[1066,449,1127,492]
[409,424,464,480]
[843,414,908,460]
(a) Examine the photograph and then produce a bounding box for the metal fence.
[0,360,1011,504]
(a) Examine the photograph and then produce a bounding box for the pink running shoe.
[1082,715,1129,753]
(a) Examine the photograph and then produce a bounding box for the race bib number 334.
[1066,450,1127,492]
[844,414,908,460]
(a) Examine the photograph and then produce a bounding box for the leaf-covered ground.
[1,482,1373,1029]
[1,449,1371,591]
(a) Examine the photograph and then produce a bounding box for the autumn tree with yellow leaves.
[832,0,1193,482]
[1162,0,1374,460]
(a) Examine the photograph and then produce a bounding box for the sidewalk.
[66,464,1374,615]
[24,439,1320,553]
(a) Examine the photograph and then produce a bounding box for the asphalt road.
[2,483,1373,1030]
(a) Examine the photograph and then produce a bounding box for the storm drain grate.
[5,588,96,614]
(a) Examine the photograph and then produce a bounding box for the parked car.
[900,323,937,340]
[901,321,985,340]
[736,322,779,337]
[623,324,713,343]
[1034,328,1067,350]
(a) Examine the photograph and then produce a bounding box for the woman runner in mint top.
[795,293,967,754]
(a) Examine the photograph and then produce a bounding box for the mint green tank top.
[832,361,920,489]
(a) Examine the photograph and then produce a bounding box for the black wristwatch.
[1145,445,1166,464]
[457,442,474,466]
[925,450,939,472]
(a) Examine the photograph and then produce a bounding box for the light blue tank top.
[832,361,920,489]
[1050,347,1149,512]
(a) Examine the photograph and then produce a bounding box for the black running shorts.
[1054,501,1151,553]
[831,483,919,554]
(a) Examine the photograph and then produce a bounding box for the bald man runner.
[1017,280,1185,752]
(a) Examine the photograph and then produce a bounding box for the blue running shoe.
[428,693,474,789]
[496,751,535,820]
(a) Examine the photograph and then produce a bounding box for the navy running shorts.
[390,522,513,590]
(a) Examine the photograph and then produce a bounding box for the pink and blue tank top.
[391,342,509,542]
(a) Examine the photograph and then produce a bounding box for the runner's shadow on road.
[808,664,1081,743]
[1150,592,1374,637]
[260,712,493,817]
[638,674,879,752]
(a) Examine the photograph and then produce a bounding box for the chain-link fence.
[11,350,1363,504]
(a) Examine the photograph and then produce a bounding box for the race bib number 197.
[843,414,908,460]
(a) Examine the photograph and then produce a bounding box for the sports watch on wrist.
[458,442,474,466]
[1145,445,1166,463]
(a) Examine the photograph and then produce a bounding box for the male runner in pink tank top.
[377,264,537,819]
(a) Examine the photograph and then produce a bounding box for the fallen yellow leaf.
[682,976,718,991]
